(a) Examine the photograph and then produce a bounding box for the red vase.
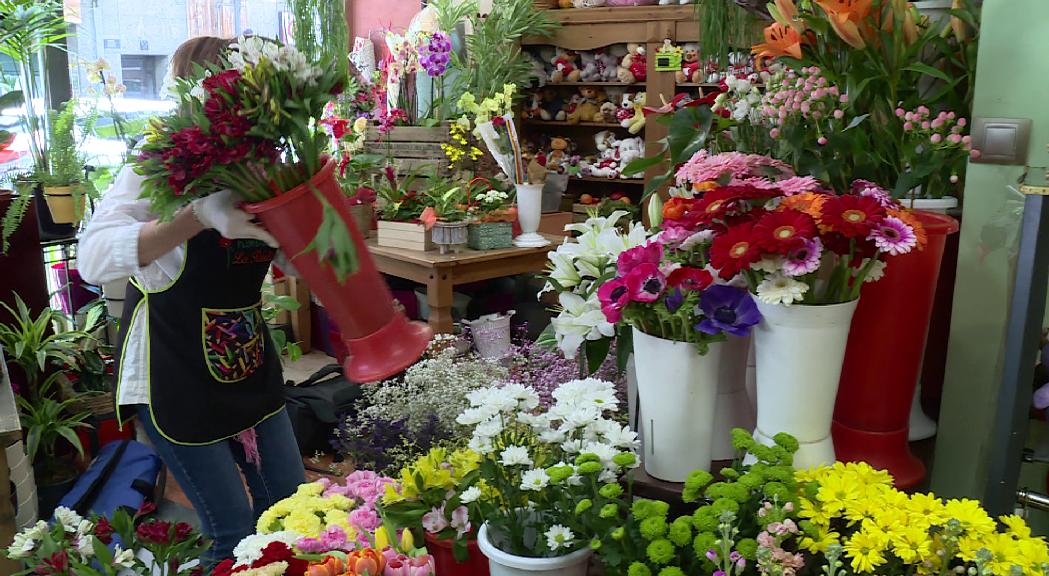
[424,532,490,576]
[243,158,432,382]
[832,210,959,488]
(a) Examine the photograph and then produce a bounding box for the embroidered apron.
[115,230,284,445]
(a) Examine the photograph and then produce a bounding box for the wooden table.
[366,234,562,333]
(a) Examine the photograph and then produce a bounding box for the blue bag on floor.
[57,439,163,518]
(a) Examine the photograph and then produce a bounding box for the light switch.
[972,117,1032,165]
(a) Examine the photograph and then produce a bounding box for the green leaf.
[843,114,870,131]
[903,62,951,83]
[584,337,611,376]
[616,327,633,374]
[621,154,664,177]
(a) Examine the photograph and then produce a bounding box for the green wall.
[932,0,1049,500]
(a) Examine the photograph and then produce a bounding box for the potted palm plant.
[38,100,97,225]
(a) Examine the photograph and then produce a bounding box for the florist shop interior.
[2,0,1049,574]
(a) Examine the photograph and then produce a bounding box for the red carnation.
[667,267,714,292]
[136,520,173,545]
[211,559,248,576]
[174,522,195,543]
[753,209,815,255]
[94,517,114,545]
[37,550,69,575]
[820,195,885,238]
[492,116,506,127]
[710,223,760,280]
[252,542,308,576]
[202,69,242,95]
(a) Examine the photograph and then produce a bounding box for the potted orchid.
[380,447,490,576]
[667,149,925,469]
[456,380,639,576]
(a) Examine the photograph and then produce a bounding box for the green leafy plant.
[65,300,112,396]
[38,99,99,220]
[446,0,557,107]
[17,373,90,483]
[1,173,33,254]
[289,0,349,81]
[376,166,428,222]
[0,294,91,405]
[622,104,719,199]
[423,180,468,222]
[262,289,304,362]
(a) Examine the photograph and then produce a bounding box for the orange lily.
[950,0,968,42]
[752,22,805,68]
[815,0,874,49]
[769,0,806,32]
[881,0,919,46]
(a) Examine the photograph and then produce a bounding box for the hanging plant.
[696,0,765,69]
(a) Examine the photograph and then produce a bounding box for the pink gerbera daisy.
[868,216,917,256]
[775,176,822,196]
[782,237,823,276]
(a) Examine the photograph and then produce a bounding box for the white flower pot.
[750,299,859,469]
[464,310,515,359]
[633,330,722,481]
[711,335,755,461]
[900,196,959,214]
[514,183,550,248]
[477,523,592,576]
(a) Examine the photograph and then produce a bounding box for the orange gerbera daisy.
[780,192,827,221]
[888,207,927,249]
[753,22,806,68]
[816,0,875,49]
[693,180,719,193]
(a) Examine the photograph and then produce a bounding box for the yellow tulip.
[374,525,391,550]
[400,527,415,551]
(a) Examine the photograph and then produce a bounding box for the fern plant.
[289,0,349,81]
[37,99,98,221]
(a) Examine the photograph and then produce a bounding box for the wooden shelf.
[540,5,696,25]
[524,119,636,129]
[676,82,723,88]
[572,175,645,184]
[546,81,645,87]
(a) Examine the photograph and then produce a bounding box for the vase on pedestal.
[513,183,550,248]
[752,299,859,469]
[832,211,959,488]
[711,335,755,461]
[633,329,722,481]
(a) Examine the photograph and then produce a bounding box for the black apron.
[115,230,285,445]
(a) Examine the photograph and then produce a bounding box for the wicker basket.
[468,222,514,250]
[73,391,116,418]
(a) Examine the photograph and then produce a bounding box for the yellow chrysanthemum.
[1016,536,1049,571]
[296,482,325,497]
[944,498,997,537]
[890,525,932,565]
[284,509,323,538]
[843,526,890,574]
[797,496,832,526]
[1001,515,1034,540]
[981,532,1027,576]
[799,525,841,554]
[907,492,948,527]
[816,473,861,515]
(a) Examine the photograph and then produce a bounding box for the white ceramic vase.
[464,310,516,359]
[633,329,722,481]
[751,299,859,469]
[513,183,550,248]
[477,523,592,576]
[711,335,756,461]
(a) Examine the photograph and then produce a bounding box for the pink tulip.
[384,554,435,576]
[895,108,905,117]
[930,134,942,144]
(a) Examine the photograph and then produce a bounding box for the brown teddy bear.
[550,49,582,83]
[566,86,606,124]
[675,43,702,84]
[616,43,646,84]
[547,137,571,171]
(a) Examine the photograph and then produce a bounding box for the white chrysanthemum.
[561,438,583,454]
[752,255,786,274]
[499,445,533,467]
[539,428,567,445]
[456,407,489,426]
[459,486,482,504]
[545,525,574,551]
[473,417,503,439]
[468,435,494,455]
[552,378,620,412]
[601,423,641,451]
[581,441,619,468]
[501,383,540,411]
[756,273,809,306]
[520,468,551,491]
[54,507,84,533]
[233,531,300,567]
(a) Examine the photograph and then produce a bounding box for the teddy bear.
[614,137,644,173]
[566,86,606,124]
[620,91,646,134]
[547,137,571,172]
[593,48,620,82]
[676,43,703,84]
[558,0,574,7]
[616,92,636,125]
[596,101,618,124]
[616,43,646,84]
[524,91,543,119]
[579,51,603,82]
[550,48,581,83]
[538,88,565,121]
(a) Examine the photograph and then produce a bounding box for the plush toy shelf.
[523,119,636,129]
[571,175,645,184]
[546,81,646,87]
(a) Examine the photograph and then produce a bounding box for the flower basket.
[377,220,434,252]
[464,310,515,359]
[432,220,469,254]
[243,158,431,382]
[425,533,490,576]
[467,222,513,250]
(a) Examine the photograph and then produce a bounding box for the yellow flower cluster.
[441,123,483,165]
[256,482,357,540]
[383,447,480,504]
[457,84,516,128]
[796,462,1049,575]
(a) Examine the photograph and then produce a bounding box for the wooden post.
[0,431,23,575]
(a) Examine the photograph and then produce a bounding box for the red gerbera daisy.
[710,223,760,280]
[692,187,745,222]
[753,209,816,254]
[820,195,885,238]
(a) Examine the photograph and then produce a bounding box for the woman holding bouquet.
[79,36,305,566]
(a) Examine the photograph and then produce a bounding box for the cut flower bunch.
[134,37,359,278]
[665,151,926,305]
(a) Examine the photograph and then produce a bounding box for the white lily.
[550,292,615,359]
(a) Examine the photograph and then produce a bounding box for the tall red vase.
[425,532,490,576]
[243,158,432,382]
[832,210,959,488]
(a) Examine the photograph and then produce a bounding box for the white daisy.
[545,525,575,551]
[756,273,809,306]
[499,445,533,467]
[459,486,482,504]
[520,469,551,491]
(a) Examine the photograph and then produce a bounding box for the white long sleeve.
[78,165,185,290]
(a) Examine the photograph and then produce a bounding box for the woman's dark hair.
[170,36,233,80]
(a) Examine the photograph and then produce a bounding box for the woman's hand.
[191,190,278,247]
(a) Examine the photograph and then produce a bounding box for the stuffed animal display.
[676,43,702,84]
[617,43,646,84]
[566,86,608,124]
[621,91,646,134]
[579,131,645,180]
[551,48,582,83]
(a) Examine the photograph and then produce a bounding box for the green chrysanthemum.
[599,483,624,499]
[640,516,668,540]
[647,539,675,565]
[668,517,692,547]
[575,499,593,515]
[627,562,652,576]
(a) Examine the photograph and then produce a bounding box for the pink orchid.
[449,506,471,538]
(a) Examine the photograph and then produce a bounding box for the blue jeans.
[135,405,305,566]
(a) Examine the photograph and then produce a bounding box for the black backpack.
[283,364,363,454]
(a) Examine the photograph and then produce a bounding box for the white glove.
[191,190,278,248]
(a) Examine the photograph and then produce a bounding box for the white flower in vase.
[545,525,575,551]
[550,293,615,359]
[756,273,810,306]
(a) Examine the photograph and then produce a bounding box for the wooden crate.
[365,126,450,177]
[377,220,434,252]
